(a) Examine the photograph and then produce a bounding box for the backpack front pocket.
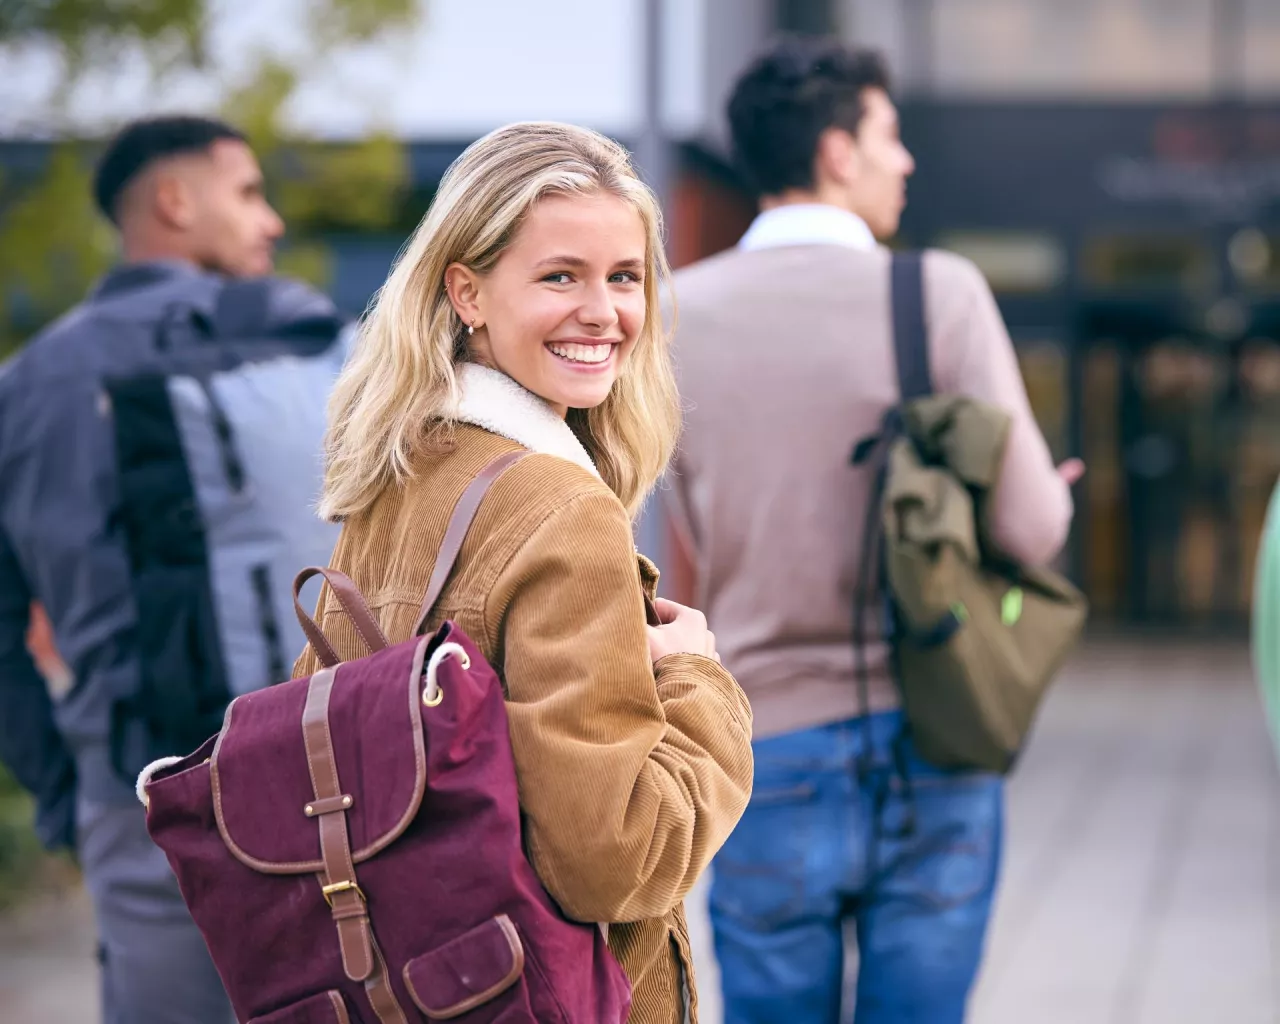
[403,915,534,1022]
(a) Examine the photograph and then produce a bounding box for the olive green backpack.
[852,253,1088,773]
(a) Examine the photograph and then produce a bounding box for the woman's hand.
[646,598,719,664]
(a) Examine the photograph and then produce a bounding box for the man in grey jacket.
[0,116,339,1023]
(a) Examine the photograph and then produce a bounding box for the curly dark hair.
[727,37,892,196]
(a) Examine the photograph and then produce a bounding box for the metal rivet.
[342,796,352,807]
[304,804,314,816]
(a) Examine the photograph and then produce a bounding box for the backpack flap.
[880,437,979,637]
[901,396,1009,492]
[209,634,432,872]
[882,394,1016,632]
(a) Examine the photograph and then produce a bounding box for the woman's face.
[449,192,649,416]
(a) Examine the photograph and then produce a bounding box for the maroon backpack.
[139,451,631,1023]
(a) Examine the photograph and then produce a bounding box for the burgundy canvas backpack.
[138,451,632,1023]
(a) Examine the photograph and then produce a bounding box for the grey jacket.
[0,262,345,847]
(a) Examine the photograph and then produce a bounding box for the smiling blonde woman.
[295,121,754,1023]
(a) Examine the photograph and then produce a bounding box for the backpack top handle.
[291,567,390,669]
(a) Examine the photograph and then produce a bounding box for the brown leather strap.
[304,794,354,818]
[327,991,352,1024]
[413,450,529,636]
[302,667,374,983]
[365,937,409,1024]
[295,585,341,668]
[294,567,390,668]
[301,669,410,1022]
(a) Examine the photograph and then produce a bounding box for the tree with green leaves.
[0,0,421,899]
[0,0,420,357]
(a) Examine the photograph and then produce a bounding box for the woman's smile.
[545,338,619,369]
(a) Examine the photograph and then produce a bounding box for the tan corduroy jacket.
[295,364,754,1024]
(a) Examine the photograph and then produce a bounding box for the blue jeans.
[709,712,1003,1024]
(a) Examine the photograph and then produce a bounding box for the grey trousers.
[77,797,234,1024]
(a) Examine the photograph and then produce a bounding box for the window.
[929,0,1218,97]
[935,231,1066,293]
[776,0,838,34]
[1244,0,1280,96]
[1081,234,1215,292]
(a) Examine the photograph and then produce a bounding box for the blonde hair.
[318,121,680,522]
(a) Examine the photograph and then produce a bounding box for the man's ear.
[815,127,860,189]
[151,170,195,231]
[444,263,484,328]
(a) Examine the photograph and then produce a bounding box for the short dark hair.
[727,37,891,196]
[93,116,246,223]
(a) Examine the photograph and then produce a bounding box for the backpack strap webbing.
[891,251,932,402]
[212,278,275,339]
[849,252,932,845]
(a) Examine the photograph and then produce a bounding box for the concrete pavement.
[0,882,96,1022]
[966,640,1280,1024]
[686,639,1280,1023]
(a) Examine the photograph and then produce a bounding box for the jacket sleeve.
[485,489,753,923]
[928,251,1074,566]
[0,527,77,850]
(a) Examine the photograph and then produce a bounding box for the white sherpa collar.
[453,362,600,478]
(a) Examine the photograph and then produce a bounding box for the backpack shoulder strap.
[849,253,933,754]
[891,251,932,401]
[217,277,348,344]
[413,450,530,637]
[850,251,932,465]
[211,278,275,339]
[293,450,528,667]
[192,277,341,344]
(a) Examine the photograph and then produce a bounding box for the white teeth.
[548,342,612,364]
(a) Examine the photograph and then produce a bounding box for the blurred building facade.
[3,0,1280,627]
[844,0,1280,630]
[686,0,1280,631]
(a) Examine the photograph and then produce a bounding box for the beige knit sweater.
[667,244,1073,739]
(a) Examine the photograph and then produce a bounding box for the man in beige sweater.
[667,38,1080,1024]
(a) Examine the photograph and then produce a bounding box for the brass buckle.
[322,880,366,907]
